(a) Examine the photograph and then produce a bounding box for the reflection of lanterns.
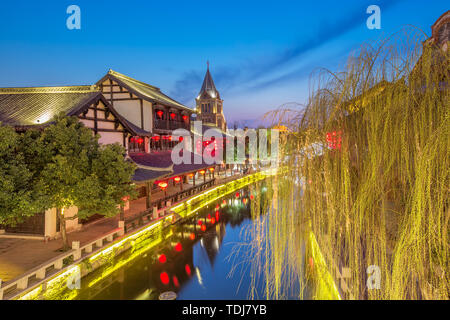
[211,218,216,224]
[173,276,179,287]
[174,176,181,183]
[235,192,240,198]
[215,212,220,221]
[174,242,182,252]
[158,182,168,190]
[160,272,169,285]
[185,264,191,276]
[189,233,196,240]
[207,214,211,220]
[250,195,254,200]
[158,254,166,264]
[201,224,206,231]
[222,200,226,205]
[216,204,219,209]
[243,198,248,204]
[198,220,203,225]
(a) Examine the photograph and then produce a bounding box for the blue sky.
[0,0,447,126]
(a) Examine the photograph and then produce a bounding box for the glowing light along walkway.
[16,168,277,300]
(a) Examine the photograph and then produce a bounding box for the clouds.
[170,0,405,108]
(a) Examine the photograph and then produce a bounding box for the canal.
[59,180,310,300]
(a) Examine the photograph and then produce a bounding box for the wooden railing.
[124,179,216,232]
[154,119,189,131]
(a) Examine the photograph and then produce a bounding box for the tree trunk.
[58,208,69,251]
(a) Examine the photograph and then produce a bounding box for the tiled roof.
[99,70,194,112]
[129,150,218,180]
[129,151,174,169]
[120,118,152,137]
[0,86,100,127]
[132,168,171,183]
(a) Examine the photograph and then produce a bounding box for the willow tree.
[38,114,137,250]
[254,27,448,300]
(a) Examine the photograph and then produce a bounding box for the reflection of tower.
[195,62,227,131]
[201,220,226,266]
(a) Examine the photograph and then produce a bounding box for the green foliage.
[0,125,44,225]
[0,113,137,231]
[38,113,137,220]
[259,28,449,299]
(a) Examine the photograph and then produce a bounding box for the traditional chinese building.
[0,85,145,237]
[96,70,195,153]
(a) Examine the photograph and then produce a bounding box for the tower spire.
[207,60,209,70]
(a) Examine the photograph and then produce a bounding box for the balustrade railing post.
[72,241,81,260]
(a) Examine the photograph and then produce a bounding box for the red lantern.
[198,220,203,225]
[189,233,196,240]
[158,181,168,190]
[182,115,188,121]
[199,170,205,175]
[207,214,211,220]
[170,113,176,120]
[236,192,240,198]
[174,176,181,183]
[174,242,182,252]
[158,254,166,264]
[157,110,164,118]
[137,138,144,144]
[209,167,214,172]
[179,136,184,142]
[201,224,206,231]
[211,218,216,224]
[215,212,220,221]
[250,195,254,200]
[160,272,169,285]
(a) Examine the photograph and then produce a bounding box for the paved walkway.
[0,170,240,283]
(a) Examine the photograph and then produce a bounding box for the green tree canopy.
[37,114,136,249]
[0,125,44,226]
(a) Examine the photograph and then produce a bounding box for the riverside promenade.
[0,169,243,283]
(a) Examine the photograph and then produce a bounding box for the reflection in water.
[65,181,309,300]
